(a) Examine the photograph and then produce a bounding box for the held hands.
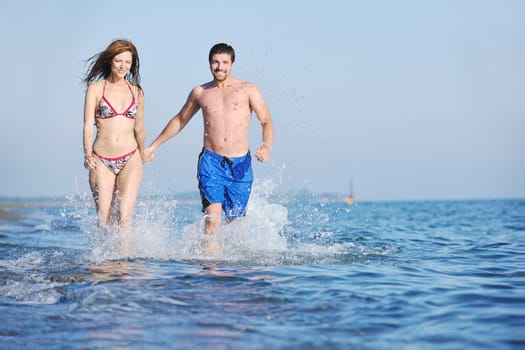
[84,155,97,170]
[143,147,155,163]
[255,144,271,163]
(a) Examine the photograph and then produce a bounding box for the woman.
[82,39,145,235]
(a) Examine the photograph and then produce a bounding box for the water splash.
[78,178,393,265]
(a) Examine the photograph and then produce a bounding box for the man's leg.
[204,203,222,235]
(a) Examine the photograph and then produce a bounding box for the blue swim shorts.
[197,148,253,220]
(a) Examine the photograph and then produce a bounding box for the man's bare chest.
[199,90,249,113]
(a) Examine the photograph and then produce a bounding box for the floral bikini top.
[96,80,138,119]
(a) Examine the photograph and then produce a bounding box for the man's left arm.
[250,85,274,163]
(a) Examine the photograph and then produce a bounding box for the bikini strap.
[126,81,136,103]
[101,80,135,105]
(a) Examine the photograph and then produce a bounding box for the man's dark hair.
[208,43,235,63]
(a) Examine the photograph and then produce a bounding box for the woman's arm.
[133,87,146,160]
[83,83,98,169]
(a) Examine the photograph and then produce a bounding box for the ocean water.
[0,185,524,349]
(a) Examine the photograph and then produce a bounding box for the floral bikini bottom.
[93,149,137,175]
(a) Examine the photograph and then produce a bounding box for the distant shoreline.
[0,195,522,209]
[0,199,78,209]
[0,208,23,220]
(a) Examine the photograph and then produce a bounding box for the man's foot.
[201,236,222,255]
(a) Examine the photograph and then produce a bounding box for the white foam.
[79,178,394,265]
[0,252,63,305]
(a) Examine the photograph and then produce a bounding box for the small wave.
[0,278,63,305]
[0,252,65,305]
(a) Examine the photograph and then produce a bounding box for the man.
[144,43,274,236]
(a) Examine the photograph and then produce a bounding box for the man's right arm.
[144,88,201,162]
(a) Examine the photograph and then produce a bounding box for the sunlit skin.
[83,51,146,235]
[144,52,274,236]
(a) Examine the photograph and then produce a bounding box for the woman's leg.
[115,152,143,233]
[89,160,117,230]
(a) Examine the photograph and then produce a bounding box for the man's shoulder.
[200,81,215,89]
[192,81,215,95]
[188,83,207,98]
[229,79,258,93]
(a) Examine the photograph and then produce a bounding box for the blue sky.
[0,0,523,201]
